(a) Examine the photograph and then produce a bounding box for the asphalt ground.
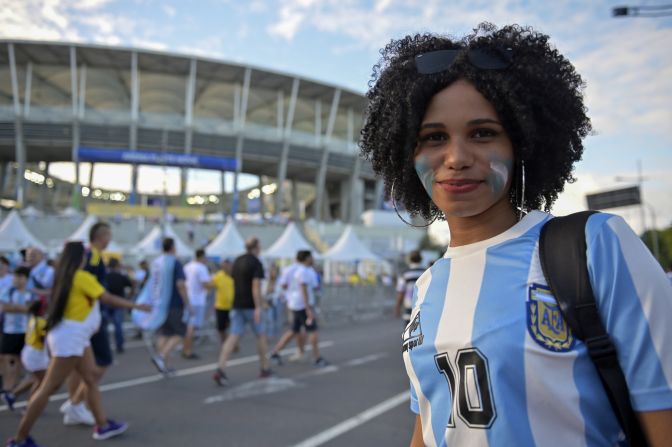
[0,316,414,446]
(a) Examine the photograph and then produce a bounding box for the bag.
[539,211,647,446]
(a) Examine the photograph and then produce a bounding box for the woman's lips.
[436,179,481,193]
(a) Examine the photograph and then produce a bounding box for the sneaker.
[2,391,16,411]
[6,436,41,447]
[212,368,229,387]
[59,399,72,414]
[63,402,95,426]
[92,419,128,440]
[150,355,167,374]
[288,352,306,363]
[270,353,283,366]
[314,357,330,368]
[259,368,274,379]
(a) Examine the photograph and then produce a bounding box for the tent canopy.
[135,224,192,258]
[0,210,47,251]
[67,214,125,254]
[262,222,319,259]
[322,225,380,262]
[205,218,245,259]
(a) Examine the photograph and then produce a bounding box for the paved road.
[1,316,414,446]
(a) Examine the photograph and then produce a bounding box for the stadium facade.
[0,40,384,222]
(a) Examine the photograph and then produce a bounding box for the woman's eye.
[472,128,498,139]
[418,132,447,145]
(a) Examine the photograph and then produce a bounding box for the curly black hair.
[360,23,592,221]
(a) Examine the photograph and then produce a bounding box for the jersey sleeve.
[199,265,211,283]
[43,267,55,288]
[254,259,265,279]
[78,271,106,301]
[410,380,420,414]
[586,213,672,411]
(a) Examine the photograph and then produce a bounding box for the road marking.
[343,353,386,367]
[0,341,334,412]
[290,391,409,447]
[204,352,385,405]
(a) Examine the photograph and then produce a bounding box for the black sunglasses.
[415,47,513,74]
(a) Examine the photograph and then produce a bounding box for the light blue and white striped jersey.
[0,287,32,334]
[403,211,672,447]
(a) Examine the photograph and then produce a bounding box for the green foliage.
[641,226,672,271]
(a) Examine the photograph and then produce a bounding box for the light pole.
[613,4,672,17]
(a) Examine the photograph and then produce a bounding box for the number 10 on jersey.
[434,348,497,429]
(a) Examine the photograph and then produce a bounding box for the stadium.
[0,40,427,261]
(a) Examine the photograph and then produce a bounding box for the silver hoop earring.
[518,160,526,220]
[390,180,437,228]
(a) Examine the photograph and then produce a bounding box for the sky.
[1,0,671,234]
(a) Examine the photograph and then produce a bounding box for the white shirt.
[184,260,211,306]
[286,265,318,311]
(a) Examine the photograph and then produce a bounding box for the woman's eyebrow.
[467,118,502,126]
[419,122,445,130]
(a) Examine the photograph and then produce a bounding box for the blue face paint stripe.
[414,155,434,199]
[472,239,537,446]
[408,259,451,446]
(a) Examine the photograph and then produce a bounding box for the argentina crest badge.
[527,284,575,352]
[402,312,424,353]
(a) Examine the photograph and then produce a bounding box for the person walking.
[6,241,150,446]
[269,250,328,368]
[394,250,425,326]
[182,249,212,359]
[0,267,33,410]
[105,258,133,354]
[211,259,234,345]
[212,237,270,385]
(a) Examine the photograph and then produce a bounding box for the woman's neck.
[446,201,519,247]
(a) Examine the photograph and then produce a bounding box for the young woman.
[7,241,150,447]
[360,23,672,447]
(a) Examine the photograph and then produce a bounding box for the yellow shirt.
[63,270,105,321]
[25,315,47,350]
[213,270,234,310]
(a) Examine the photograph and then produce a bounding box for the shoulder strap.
[539,211,648,447]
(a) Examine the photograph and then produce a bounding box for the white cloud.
[163,4,176,17]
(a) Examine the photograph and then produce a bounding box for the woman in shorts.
[7,241,150,447]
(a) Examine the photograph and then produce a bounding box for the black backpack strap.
[539,211,648,447]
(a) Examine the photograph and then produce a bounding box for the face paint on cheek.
[486,158,513,197]
[414,155,435,199]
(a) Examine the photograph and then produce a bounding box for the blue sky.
[1,0,671,232]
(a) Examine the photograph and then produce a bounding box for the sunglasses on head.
[415,47,513,74]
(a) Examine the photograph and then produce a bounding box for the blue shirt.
[0,287,32,334]
[403,211,672,447]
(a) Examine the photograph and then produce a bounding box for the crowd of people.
[0,223,331,447]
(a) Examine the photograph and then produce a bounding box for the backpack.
[539,211,648,446]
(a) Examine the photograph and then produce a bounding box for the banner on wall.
[78,147,236,171]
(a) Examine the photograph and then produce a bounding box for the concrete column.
[274,78,300,215]
[232,68,251,217]
[129,51,140,204]
[291,179,300,221]
[258,175,265,217]
[374,179,385,209]
[69,46,81,209]
[181,58,197,205]
[339,179,350,222]
[38,161,49,211]
[313,90,340,221]
[220,171,227,219]
[8,43,26,208]
[0,161,7,198]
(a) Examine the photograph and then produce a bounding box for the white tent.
[68,214,98,242]
[205,218,245,259]
[21,205,44,218]
[66,214,125,253]
[263,222,319,259]
[322,225,381,262]
[135,224,192,258]
[0,210,46,251]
